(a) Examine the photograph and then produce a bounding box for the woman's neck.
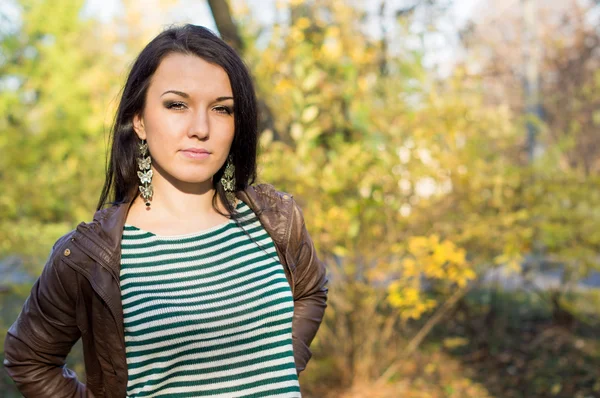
[125,173,231,236]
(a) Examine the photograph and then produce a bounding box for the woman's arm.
[3,234,86,397]
[288,200,328,374]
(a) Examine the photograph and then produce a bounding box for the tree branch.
[207,0,285,143]
[207,0,244,52]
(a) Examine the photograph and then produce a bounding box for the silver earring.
[137,139,153,207]
[220,156,237,206]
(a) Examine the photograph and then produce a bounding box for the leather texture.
[3,184,328,398]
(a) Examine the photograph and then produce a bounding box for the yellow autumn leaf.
[301,105,319,123]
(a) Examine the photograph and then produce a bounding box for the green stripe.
[125,285,292,320]
[121,225,266,256]
[122,270,286,310]
[121,250,278,287]
[122,222,233,244]
[121,257,278,296]
[124,285,291,323]
[238,386,301,398]
[126,326,292,360]
[121,200,298,396]
[136,367,298,397]
[124,317,292,348]
[127,338,292,371]
[122,205,254,242]
[124,296,292,330]
[128,347,293,385]
[131,362,297,394]
[122,215,261,248]
[120,244,276,277]
[127,351,296,391]
[121,231,272,263]
[124,306,293,339]
[122,231,154,240]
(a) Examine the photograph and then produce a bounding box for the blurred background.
[1,0,599,397]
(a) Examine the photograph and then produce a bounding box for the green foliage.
[0,0,112,268]
[0,0,152,271]
[236,0,600,392]
[0,0,598,396]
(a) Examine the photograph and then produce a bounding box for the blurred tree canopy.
[0,0,115,267]
[0,0,599,396]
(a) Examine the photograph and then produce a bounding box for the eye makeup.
[212,105,234,115]
[163,101,187,110]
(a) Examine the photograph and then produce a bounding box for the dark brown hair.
[97,24,258,214]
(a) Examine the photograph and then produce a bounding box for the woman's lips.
[180,149,210,159]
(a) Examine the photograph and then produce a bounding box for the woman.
[4,24,327,398]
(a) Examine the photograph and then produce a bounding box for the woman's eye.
[213,105,233,115]
[165,101,187,110]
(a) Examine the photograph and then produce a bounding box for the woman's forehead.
[149,53,233,97]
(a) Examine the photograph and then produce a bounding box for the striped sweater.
[119,201,301,397]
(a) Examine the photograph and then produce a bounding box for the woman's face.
[133,52,235,189]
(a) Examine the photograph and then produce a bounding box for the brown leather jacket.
[3,184,328,398]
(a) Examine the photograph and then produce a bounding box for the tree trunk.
[207,0,284,143]
[207,0,244,52]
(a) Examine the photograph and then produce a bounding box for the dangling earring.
[137,139,153,207]
[220,156,237,206]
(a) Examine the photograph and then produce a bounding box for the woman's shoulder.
[36,229,78,277]
[240,183,298,213]
[46,202,128,267]
[240,183,308,245]
[50,229,77,254]
[243,183,293,202]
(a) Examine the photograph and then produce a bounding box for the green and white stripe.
[120,201,300,397]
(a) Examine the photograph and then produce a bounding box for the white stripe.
[139,369,299,397]
[121,260,282,307]
[122,228,151,236]
[261,392,302,398]
[125,318,292,355]
[121,230,270,263]
[121,202,299,396]
[127,336,292,374]
[121,215,261,247]
[124,290,292,325]
[123,279,290,320]
[124,300,293,338]
[120,251,278,289]
[123,273,287,314]
[127,353,295,394]
[120,235,274,268]
[122,222,268,254]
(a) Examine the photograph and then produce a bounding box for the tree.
[459,0,600,174]
[0,0,112,267]
[457,0,600,323]
[0,0,176,269]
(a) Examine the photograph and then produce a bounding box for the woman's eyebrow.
[161,90,189,98]
[160,91,233,102]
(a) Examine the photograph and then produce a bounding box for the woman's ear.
[133,114,147,140]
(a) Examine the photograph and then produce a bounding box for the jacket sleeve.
[288,199,328,374]
[3,234,87,398]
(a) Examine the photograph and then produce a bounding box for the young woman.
[4,24,327,398]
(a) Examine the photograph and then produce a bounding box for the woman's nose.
[188,110,209,139]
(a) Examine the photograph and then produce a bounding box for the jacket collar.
[83,184,294,279]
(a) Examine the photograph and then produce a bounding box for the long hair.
[97,24,258,215]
